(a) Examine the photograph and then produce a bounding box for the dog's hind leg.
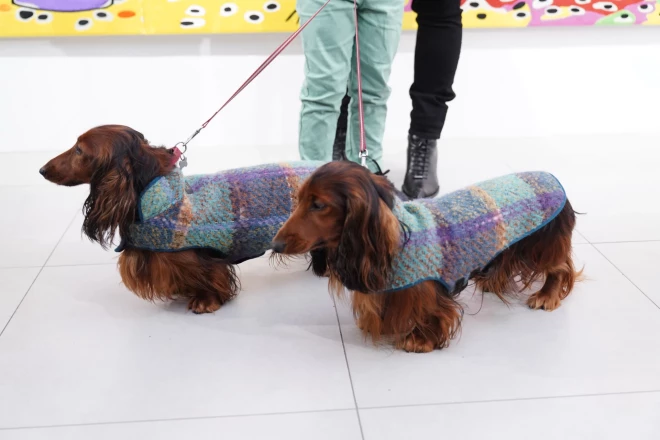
[527,255,578,311]
[186,259,238,314]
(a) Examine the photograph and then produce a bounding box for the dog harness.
[385,171,567,293]
[116,161,323,264]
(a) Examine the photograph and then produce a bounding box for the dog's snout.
[39,167,47,177]
[271,240,286,253]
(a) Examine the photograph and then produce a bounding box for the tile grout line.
[0,408,357,432]
[45,262,118,268]
[579,229,660,310]
[0,262,118,270]
[589,243,660,310]
[0,210,80,339]
[331,296,365,440]
[588,239,660,245]
[357,388,660,412]
[4,389,660,432]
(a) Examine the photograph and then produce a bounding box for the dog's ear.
[369,172,396,209]
[82,128,159,249]
[334,174,398,293]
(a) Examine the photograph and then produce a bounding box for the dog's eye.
[75,147,83,155]
[310,200,326,211]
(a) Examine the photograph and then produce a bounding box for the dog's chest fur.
[121,161,322,263]
[386,172,567,293]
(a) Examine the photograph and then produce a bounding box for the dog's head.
[39,125,148,187]
[272,161,401,293]
[39,125,172,248]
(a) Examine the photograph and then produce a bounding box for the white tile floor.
[1,134,659,439]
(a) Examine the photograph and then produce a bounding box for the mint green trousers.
[297,0,404,172]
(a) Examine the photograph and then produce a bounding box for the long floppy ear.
[82,128,161,249]
[334,173,399,293]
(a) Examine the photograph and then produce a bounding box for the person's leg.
[345,0,405,173]
[298,0,355,162]
[333,93,350,161]
[402,0,462,199]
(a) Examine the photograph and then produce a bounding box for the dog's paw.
[527,291,561,311]
[401,333,435,353]
[188,296,222,314]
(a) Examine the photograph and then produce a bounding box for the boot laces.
[410,140,430,179]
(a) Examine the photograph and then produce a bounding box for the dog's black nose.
[271,240,286,253]
[39,167,47,177]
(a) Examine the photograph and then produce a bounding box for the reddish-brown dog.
[40,125,236,313]
[272,161,580,353]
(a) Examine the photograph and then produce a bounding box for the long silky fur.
[82,128,169,249]
[312,163,580,352]
[472,199,581,302]
[118,248,238,311]
[42,125,242,314]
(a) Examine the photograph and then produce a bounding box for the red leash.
[172,0,369,169]
[352,0,368,167]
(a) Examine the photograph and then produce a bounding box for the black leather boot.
[332,128,346,161]
[333,94,350,161]
[402,134,439,199]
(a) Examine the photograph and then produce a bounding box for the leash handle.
[352,0,368,168]
[177,0,333,152]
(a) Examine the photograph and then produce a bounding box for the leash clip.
[359,149,369,168]
[170,143,187,170]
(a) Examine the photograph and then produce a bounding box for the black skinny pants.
[336,0,462,141]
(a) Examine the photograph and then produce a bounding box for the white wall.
[1,27,660,154]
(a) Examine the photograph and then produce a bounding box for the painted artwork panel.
[0,0,658,37]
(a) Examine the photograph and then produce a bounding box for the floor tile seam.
[357,389,660,412]
[332,296,365,440]
[0,407,358,432]
[589,243,660,310]
[0,210,79,338]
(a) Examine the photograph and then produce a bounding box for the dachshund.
[271,161,580,353]
[40,125,319,313]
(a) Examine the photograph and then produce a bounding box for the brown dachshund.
[41,124,281,314]
[272,161,581,353]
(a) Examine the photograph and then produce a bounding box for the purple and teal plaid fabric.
[121,161,323,263]
[385,172,567,292]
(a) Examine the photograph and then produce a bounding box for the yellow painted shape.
[0,0,144,37]
[462,4,532,28]
[643,6,660,24]
[143,0,299,35]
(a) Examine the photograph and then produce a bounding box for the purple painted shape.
[551,12,603,25]
[12,0,111,12]
[624,2,654,23]
[529,9,603,26]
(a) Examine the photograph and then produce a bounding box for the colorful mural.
[0,0,658,37]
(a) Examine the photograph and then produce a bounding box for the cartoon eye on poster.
[0,0,657,37]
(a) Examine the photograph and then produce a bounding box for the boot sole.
[401,186,440,200]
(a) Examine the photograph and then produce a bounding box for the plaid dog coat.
[385,172,567,293]
[116,161,323,264]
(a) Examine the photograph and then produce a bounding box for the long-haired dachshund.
[272,161,580,353]
[40,125,319,313]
